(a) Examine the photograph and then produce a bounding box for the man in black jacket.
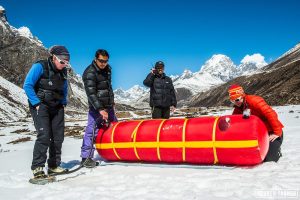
[143,61,177,119]
[81,49,117,168]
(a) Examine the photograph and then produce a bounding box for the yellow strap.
[182,118,188,162]
[131,120,144,160]
[96,140,258,149]
[156,119,166,161]
[212,117,220,164]
[111,122,121,160]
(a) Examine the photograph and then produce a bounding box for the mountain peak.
[181,69,193,79]
[200,54,237,82]
[114,85,148,104]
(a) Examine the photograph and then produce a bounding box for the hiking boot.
[81,158,97,168]
[48,166,68,175]
[32,167,47,179]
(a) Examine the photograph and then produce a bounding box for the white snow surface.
[0,105,299,200]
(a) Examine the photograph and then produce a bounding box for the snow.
[114,85,148,104]
[0,11,43,46]
[0,76,28,122]
[0,76,27,106]
[0,105,299,199]
[15,26,43,46]
[173,71,224,94]
[276,43,300,61]
[17,26,34,39]
[200,54,237,82]
[69,82,88,107]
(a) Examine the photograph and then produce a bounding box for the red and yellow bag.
[95,115,269,166]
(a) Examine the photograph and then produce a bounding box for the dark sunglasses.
[230,96,243,103]
[155,66,164,70]
[54,55,70,66]
[97,58,109,64]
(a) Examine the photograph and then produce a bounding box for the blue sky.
[2,0,300,90]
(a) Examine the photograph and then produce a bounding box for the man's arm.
[23,63,43,107]
[143,72,155,87]
[83,69,103,111]
[252,97,283,136]
[60,80,68,106]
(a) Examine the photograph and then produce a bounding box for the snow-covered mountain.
[188,43,300,107]
[0,6,88,122]
[115,53,267,107]
[0,7,42,47]
[114,85,148,104]
[171,54,238,95]
[172,69,224,94]
[200,54,237,82]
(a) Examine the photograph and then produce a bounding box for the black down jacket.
[82,61,114,111]
[143,73,177,108]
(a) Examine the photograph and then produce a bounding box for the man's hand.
[269,134,279,142]
[36,106,40,110]
[151,68,158,75]
[170,106,176,112]
[100,110,108,121]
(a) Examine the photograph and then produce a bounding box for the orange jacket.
[232,95,284,136]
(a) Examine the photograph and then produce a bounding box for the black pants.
[264,133,283,162]
[30,103,65,170]
[152,106,170,119]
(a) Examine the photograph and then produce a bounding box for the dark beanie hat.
[49,45,70,60]
[155,61,164,68]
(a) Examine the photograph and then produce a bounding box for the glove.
[243,109,251,119]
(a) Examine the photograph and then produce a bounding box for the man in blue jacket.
[23,45,70,179]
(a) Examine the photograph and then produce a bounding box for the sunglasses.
[155,66,164,70]
[54,55,70,66]
[230,96,243,103]
[96,58,109,64]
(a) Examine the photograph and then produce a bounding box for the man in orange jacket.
[228,84,284,162]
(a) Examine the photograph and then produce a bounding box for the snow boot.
[81,158,97,168]
[32,167,47,179]
[48,166,68,175]
[29,167,56,185]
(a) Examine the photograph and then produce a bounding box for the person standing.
[81,49,117,168]
[143,61,177,119]
[228,84,284,162]
[23,45,70,179]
